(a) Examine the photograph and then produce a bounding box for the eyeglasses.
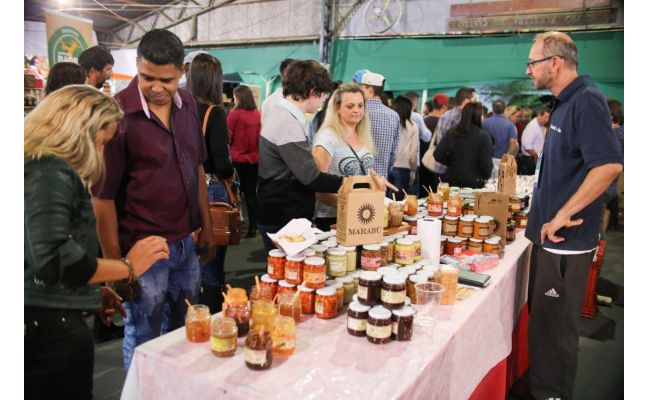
[526,55,563,69]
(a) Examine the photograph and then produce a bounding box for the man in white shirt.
[518,106,550,174]
[261,58,295,125]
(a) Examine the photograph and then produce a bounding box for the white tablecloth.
[121,232,532,400]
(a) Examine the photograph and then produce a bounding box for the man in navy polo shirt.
[92,29,215,371]
[524,31,622,400]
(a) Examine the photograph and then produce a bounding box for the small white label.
[245,348,268,365]
[267,263,274,275]
[286,270,298,280]
[357,285,368,300]
[381,289,406,304]
[315,300,324,315]
[520,220,527,227]
[366,323,391,339]
[329,261,346,273]
[347,317,367,331]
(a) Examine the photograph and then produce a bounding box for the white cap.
[183,50,208,65]
[353,69,386,87]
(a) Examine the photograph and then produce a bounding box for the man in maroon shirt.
[92,29,215,371]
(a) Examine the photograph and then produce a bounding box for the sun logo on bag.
[357,203,375,224]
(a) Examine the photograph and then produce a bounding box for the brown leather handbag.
[202,104,241,246]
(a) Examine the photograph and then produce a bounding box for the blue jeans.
[122,234,200,371]
[388,167,419,200]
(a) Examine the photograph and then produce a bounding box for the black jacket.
[433,126,494,189]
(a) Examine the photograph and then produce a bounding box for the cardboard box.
[497,154,517,196]
[336,175,384,246]
[474,191,509,246]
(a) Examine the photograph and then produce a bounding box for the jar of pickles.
[443,215,459,237]
[358,271,382,306]
[406,235,422,261]
[361,244,382,271]
[326,247,347,277]
[267,249,286,280]
[297,285,315,315]
[395,238,415,265]
[271,315,296,357]
[336,275,355,304]
[303,257,326,289]
[211,316,238,357]
[366,306,392,344]
[245,327,273,370]
[251,300,277,331]
[340,246,357,272]
[277,291,302,323]
[260,274,278,300]
[284,255,304,285]
[347,301,371,337]
[458,215,475,238]
[315,287,338,319]
[428,194,444,217]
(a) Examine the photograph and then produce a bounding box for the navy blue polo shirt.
[525,75,623,251]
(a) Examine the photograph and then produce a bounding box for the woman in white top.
[312,83,376,231]
[389,95,420,200]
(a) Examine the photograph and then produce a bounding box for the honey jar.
[405,235,422,261]
[395,238,415,265]
[468,238,483,253]
[443,215,459,237]
[473,217,490,240]
[458,215,475,238]
[515,212,528,229]
[483,237,501,255]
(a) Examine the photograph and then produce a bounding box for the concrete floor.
[92,228,624,400]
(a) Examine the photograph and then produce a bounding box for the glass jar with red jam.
[245,327,273,370]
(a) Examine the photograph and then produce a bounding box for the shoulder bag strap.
[201,104,216,136]
[347,143,368,175]
[223,179,238,208]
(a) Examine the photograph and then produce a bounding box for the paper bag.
[336,175,384,246]
[497,154,517,196]
[474,192,509,246]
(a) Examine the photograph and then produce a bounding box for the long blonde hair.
[24,85,123,187]
[317,83,375,154]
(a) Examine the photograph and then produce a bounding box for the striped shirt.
[366,98,400,177]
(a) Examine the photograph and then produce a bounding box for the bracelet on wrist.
[121,257,135,282]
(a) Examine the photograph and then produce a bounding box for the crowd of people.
[24,28,623,400]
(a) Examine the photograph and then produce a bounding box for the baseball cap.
[183,50,208,65]
[432,93,450,106]
[353,69,385,87]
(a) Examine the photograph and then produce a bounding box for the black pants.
[234,162,258,234]
[315,217,337,232]
[528,245,594,400]
[25,306,94,400]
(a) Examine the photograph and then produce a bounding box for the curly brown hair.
[282,60,334,101]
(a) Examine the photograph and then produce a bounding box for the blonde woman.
[312,83,376,231]
[24,85,169,399]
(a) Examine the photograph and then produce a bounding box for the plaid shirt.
[366,98,400,177]
[432,107,463,174]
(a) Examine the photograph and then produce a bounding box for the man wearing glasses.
[524,31,623,400]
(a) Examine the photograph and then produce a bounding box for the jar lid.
[287,254,305,262]
[448,237,462,243]
[311,244,328,252]
[383,273,406,285]
[323,241,338,248]
[261,274,277,283]
[379,242,388,248]
[363,244,381,251]
[420,264,437,273]
[485,237,501,245]
[279,280,295,288]
[327,247,345,256]
[417,270,435,279]
[405,235,420,242]
[399,266,416,275]
[409,274,428,283]
[460,215,474,222]
[300,248,316,257]
[404,296,412,306]
[339,245,356,251]
[382,237,395,245]
[392,305,416,317]
[315,233,329,242]
[444,215,459,221]
[469,238,484,243]
[350,270,363,278]
[459,237,468,242]
[336,275,353,284]
[440,236,448,241]
[359,270,381,281]
[368,306,392,320]
[352,294,359,303]
[316,287,336,296]
[377,266,398,276]
[304,256,325,266]
[396,270,410,280]
[396,238,414,246]
[297,285,315,293]
[269,249,286,258]
[475,217,490,223]
[516,211,528,216]
[481,215,495,221]
[348,301,371,313]
[325,279,343,288]
[404,216,418,221]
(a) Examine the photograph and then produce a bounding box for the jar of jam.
[267,249,286,280]
[361,244,382,271]
[336,275,355,304]
[315,287,338,319]
[245,327,273,370]
[260,274,278,300]
[404,216,418,235]
[463,202,475,215]
[297,285,315,314]
[251,299,277,331]
[223,302,250,337]
[381,273,407,309]
[391,306,415,341]
[395,238,415,265]
[277,291,302,323]
[440,236,447,257]
[211,316,238,357]
[325,279,345,312]
[445,237,463,256]
[407,274,428,304]
[468,238,483,253]
[300,248,316,258]
[278,280,297,296]
[303,257,326,289]
[340,246,357,272]
[473,217,490,239]
[515,212,528,229]
[366,306,392,344]
[483,237,501,255]
[284,255,304,285]
[458,215,475,238]
[379,242,389,266]
[185,304,211,343]
[443,215,459,237]
[326,247,347,277]
[405,235,422,261]
[509,196,522,213]
[428,194,444,217]
[271,315,296,357]
[347,301,371,337]
[507,221,517,242]
[447,194,463,217]
[405,194,418,216]
[459,236,469,250]
[384,238,395,263]
[310,244,328,258]
[358,271,382,306]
